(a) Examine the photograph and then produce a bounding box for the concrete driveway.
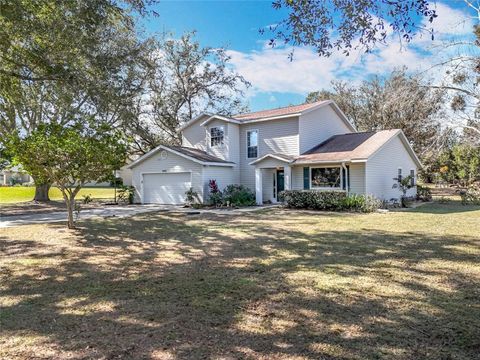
[0,204,178,228]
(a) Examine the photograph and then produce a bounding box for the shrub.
[117,185,135,204]
[279,190,380,213]
[459,185,480,205]
[416,184,432,202]
[208,179,223,206]
[222,184,255,206]
[184,187,199,206]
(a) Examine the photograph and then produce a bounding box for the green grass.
[0,202,479,359]
[0,186,115,204]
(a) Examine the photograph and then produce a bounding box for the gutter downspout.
[341,162,349,193]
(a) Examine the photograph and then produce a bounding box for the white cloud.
[227,2,474,97]
[427,2,474,36]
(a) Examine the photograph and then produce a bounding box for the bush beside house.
[279,190,380,212]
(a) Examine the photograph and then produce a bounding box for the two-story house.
[127,100,421,204]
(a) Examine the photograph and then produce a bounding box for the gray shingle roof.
[167,146,234,164]
[294,130,401,164]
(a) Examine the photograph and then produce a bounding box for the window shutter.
[303,167,309,189]
[410,170,415,186]
[342,167,346,190]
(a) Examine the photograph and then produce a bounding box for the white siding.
[349,163,366,195]
[262,169,276,203]
[239,116,299,191]
[291,166,304,190]
[131,151,204,203]
[202,165,238,202]
[181,115,209,150]
[299,105,353,153]
[206,119,229,160]
[366,135,417,200]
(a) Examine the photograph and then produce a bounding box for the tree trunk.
[34,183,51,202]
[65,197,76,229]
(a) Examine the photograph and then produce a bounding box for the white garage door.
[143,172,191,204]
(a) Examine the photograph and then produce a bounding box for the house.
[0,166,33,186]
[127,100,421,205]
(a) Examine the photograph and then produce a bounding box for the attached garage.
[143,172,191,204]
[128,145,235,205]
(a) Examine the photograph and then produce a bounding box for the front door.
[276,169,284,200]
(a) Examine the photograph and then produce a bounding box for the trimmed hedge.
[278,190,380,213]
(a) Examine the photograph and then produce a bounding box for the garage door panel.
[143,173,191,204]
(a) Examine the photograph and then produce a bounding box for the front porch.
[251,154,359,205]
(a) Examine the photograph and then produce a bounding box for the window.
[311,167,341,188]
[397,168,402,182]
[247,130,258,158]
[210,126,224,147]
[410,169,415,186]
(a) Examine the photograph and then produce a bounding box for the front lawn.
[0,202,479,359]
[0,186,115,204]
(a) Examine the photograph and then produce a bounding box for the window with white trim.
[247,130,258,158]
[311,167,341,188]
[210,126,224,147]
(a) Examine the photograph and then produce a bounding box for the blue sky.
[143,1,476,111]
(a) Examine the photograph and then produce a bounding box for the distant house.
[0,166,33,185]
[127,100,421,205]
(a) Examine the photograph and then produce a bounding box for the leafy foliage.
[392,175,416,207]
[279,190,380,212]
[128,32,250,152]
[118,185,136,204]
[208,179,223,206]
[266,0,437,57]
[11,123,127,228]
[431,144,480,186]
[306,70,445,156]
[416,184,433,202]
[222,185,256,207]
[459,185,480,205]
[184,187,199,206]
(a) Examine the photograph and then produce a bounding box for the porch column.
[284,165,292,190]
[255,167,263,205]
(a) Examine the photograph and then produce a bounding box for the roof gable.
[294,129,421,167]
[127,145,234,169]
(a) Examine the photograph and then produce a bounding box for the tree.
[392,175,415,207]
[431,24,480,142]
[11,123,127,229]
[306,69,445,156]
[127,32,250,153]
[0,0,155,83]
[266,0,437,57]
[0,0,152,200]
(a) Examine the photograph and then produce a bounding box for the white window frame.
[309,166,343,190]
[246,129,259,159]
[209,126,225,147]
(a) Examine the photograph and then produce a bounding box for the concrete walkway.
[0,204,279,228]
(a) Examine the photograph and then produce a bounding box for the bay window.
[310,167,341,189]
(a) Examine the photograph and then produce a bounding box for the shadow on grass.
[1,209,479,359]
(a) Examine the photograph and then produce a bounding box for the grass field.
[0,186,115,204]
[0,202,479,359]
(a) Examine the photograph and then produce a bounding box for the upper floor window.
[247,130,258,158]
[210,126,224,147]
